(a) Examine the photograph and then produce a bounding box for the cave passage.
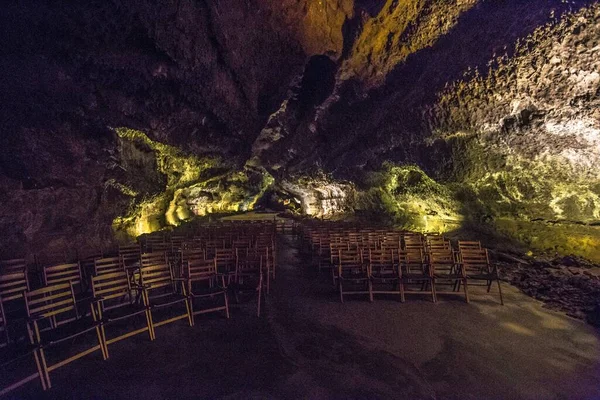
[2,1,600,399]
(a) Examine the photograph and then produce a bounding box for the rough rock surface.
[1,0,600,269]
[500,256,600,327]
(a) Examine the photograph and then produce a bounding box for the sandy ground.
[6,234,600,400]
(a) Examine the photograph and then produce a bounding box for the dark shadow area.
[296,55,337,118]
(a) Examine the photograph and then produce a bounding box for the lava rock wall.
[2,0,599,261]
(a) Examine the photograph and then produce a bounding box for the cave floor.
[8,234,600,400]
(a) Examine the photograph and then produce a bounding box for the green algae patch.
[111,128,274,239]
[355,164,463,233]
[494,219,600,263]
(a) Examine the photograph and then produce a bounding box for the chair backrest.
[25,282,78,324]
[91,271,132,309]
[429,249,458,275]
[233,238,253,249]
[119,243,141,266]
[403,235,425,250]
[140,263,173,292]
[381,237,401,250]
[215,248,235,271]
[338,248,363,269]
[181,248,206,265]
[149,242,171,253]
[204,240,225,259]
[186,258,218,283]
[43,262,82,287]
[141,252,168,268]
[0,258,27,275]
[0,268,29,303]
[318,236,332,254]
[94,256,123,276]
[426,235,452,251]
[460,249,492,275]
[330,240,349,258]
[170,236,186,252]
[368,249,396,269]
[458,241,482,251]
[398,249,428,275]
[236,248,262,274]
[205,239,226,249]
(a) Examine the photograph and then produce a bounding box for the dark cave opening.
[295,55,337,118]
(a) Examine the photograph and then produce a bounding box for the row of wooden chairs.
[0,221,277,395]
[300,224,503,305]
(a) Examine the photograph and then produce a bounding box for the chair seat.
[371,272,399,280]
[466,273,495,280]
[402,273,431,280]
[38,317,100,347]
[340,275,369,281]
[433,274,464,280]
[149,293,188,308]
[0,341,38,368]
[190,286,227,297]
[102,303,147,323]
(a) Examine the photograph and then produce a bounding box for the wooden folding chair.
[24,282,106,390]
[0,295,43,396]
[141,252,168,268]
[149,242,171,254]
[426,235,452,252]
[368,249,404,302]
[138,263,192,338]
[183,258,229,322]
[90,271,152,354]
[0,266,29,305]
[381,235,401,251]
[215,248,236,284]
[0,259,27,275]
[458,240,482,251]
[119,243,141,269]
[403,234,425,250]
[256,234,276,280]
[460,248,503,305]
[314,234,332,274]
[43,262,90,305]
[93,257,123,276]
[399,249,435,302]
[337,248,370,303]
[430,249,468,302]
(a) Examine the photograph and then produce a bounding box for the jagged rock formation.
[1,0,599,263]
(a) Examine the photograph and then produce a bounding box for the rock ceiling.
[0,0,598,260]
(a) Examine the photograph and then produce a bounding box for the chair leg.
[257,285,262,317]
[39,348,51,389]
[399,280,405,303]
[221,292,229,319]
[95,326,108,360]
[368,280,373,302]
[339,280,344,303]
[463,278,470,303]
[188,297,196,326]
[266,267,271,295]
[143,291,156,340]
[497,278,504,305]
[32,349,47,391]
[185,298,193,327]
[431,280,437,303]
